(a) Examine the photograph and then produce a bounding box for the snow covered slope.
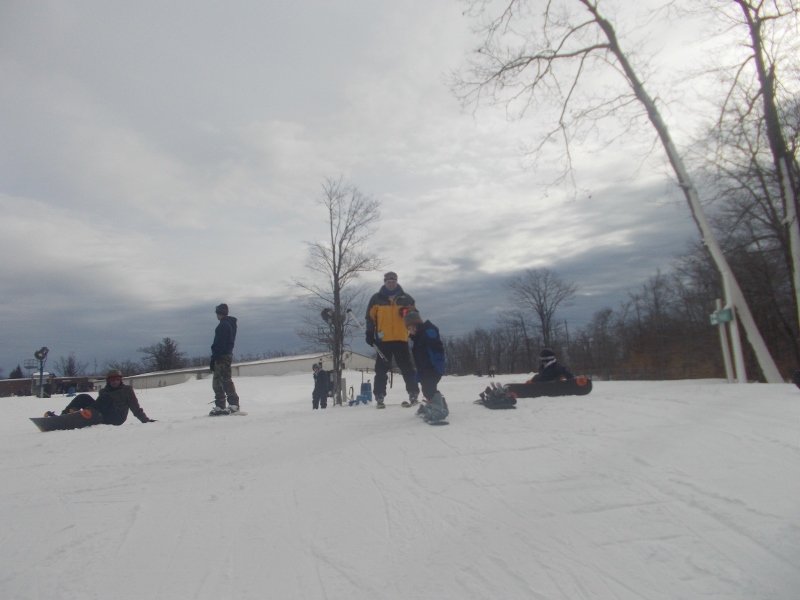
[2,374,799,599]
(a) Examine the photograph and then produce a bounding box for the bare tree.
[104,359,142,376]
[506,268,577,349]
[454,0,782,382]
[294,177,383,405]
[137,337,187,372]
[54,352,89,377]
[695,0,800,331]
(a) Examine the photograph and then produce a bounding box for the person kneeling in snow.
[404,311,448,423]
[531,348,574,383]
[47,369,155,425]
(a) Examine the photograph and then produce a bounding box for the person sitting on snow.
[46,369,155,425]
[531,348,574,383]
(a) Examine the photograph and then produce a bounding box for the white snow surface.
[2,374,799,600]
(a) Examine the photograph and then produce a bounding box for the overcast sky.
[1,0,713,375]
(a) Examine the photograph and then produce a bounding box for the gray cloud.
[1,1,708,373]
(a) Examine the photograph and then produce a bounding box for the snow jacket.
[211,316,238,359]
[409,320,446,381]
[313,369,329,397]
[534,362,574,383]
[96,383,150,426]
[366,285,416,343]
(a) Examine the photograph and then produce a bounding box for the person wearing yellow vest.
[365,271,420,408]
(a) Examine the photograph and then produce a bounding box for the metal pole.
[716,299,734,383]
[720,274,747,383]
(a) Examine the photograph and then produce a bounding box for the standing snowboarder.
[365,271,420,408]
[209,303,240,415]
[312,363,329,409]
[404,310,448,423]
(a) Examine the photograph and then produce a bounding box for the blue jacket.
[409,320,446,381]
[211,316,238,359]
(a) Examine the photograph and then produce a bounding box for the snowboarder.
[312,363,329,409]
[531,348,574,382]
[365,271,420,408]
[209,303,241,415]
[50,369,155,425]
[404,311,448,423]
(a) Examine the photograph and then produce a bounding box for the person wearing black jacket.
[209,303,240,415]
[532,348,574,382]
[311,363,329,409]
[55,369,155,425]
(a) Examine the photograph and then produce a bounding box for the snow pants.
[212,354,239,408]
[373,341,419,398]
[312,390,327,409]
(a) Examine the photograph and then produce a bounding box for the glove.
[209,358,216,372]
[144,418,157,423]
[365,331,375,347]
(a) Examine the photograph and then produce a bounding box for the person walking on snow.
[531,348,574,382]
[404,310,448,423]
[210,303,240,415]
[365,271,419,408]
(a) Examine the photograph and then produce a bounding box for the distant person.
[312,363,329,409]
[531,348,574,382]
[47,369,155,425]
[488,365,496,378]
[210,303,240,415]
[365,271,419,408]
[404,311,448,423]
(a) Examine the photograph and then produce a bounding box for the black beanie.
[539,348,555,359]
[215,303,229,316]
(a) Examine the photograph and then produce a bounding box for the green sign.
[710,309,733,326]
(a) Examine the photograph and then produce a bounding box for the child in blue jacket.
[404,311,448,423]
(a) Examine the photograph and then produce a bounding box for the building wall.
[123,352,375,390]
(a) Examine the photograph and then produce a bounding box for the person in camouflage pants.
[209,303,240,415]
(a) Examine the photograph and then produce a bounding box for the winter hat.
[383,271,398,282]
[215,303,229,316]
[404,311,423,328]
[539,348,556,366]
[312,363,321,372]
[106,369,123,379]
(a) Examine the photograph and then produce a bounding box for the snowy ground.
[1,373,799,600]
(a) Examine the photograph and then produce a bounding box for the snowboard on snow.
[208,410,248,416]
[30,408,103,432]
[504,376,593,399]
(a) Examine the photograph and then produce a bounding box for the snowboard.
[208,410,248,416]
[504,376,593,398]
[793,370,800,390]
[30,408,103,432]
[426,420,449,426]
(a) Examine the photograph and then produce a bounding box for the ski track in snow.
[1,374,799,599]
